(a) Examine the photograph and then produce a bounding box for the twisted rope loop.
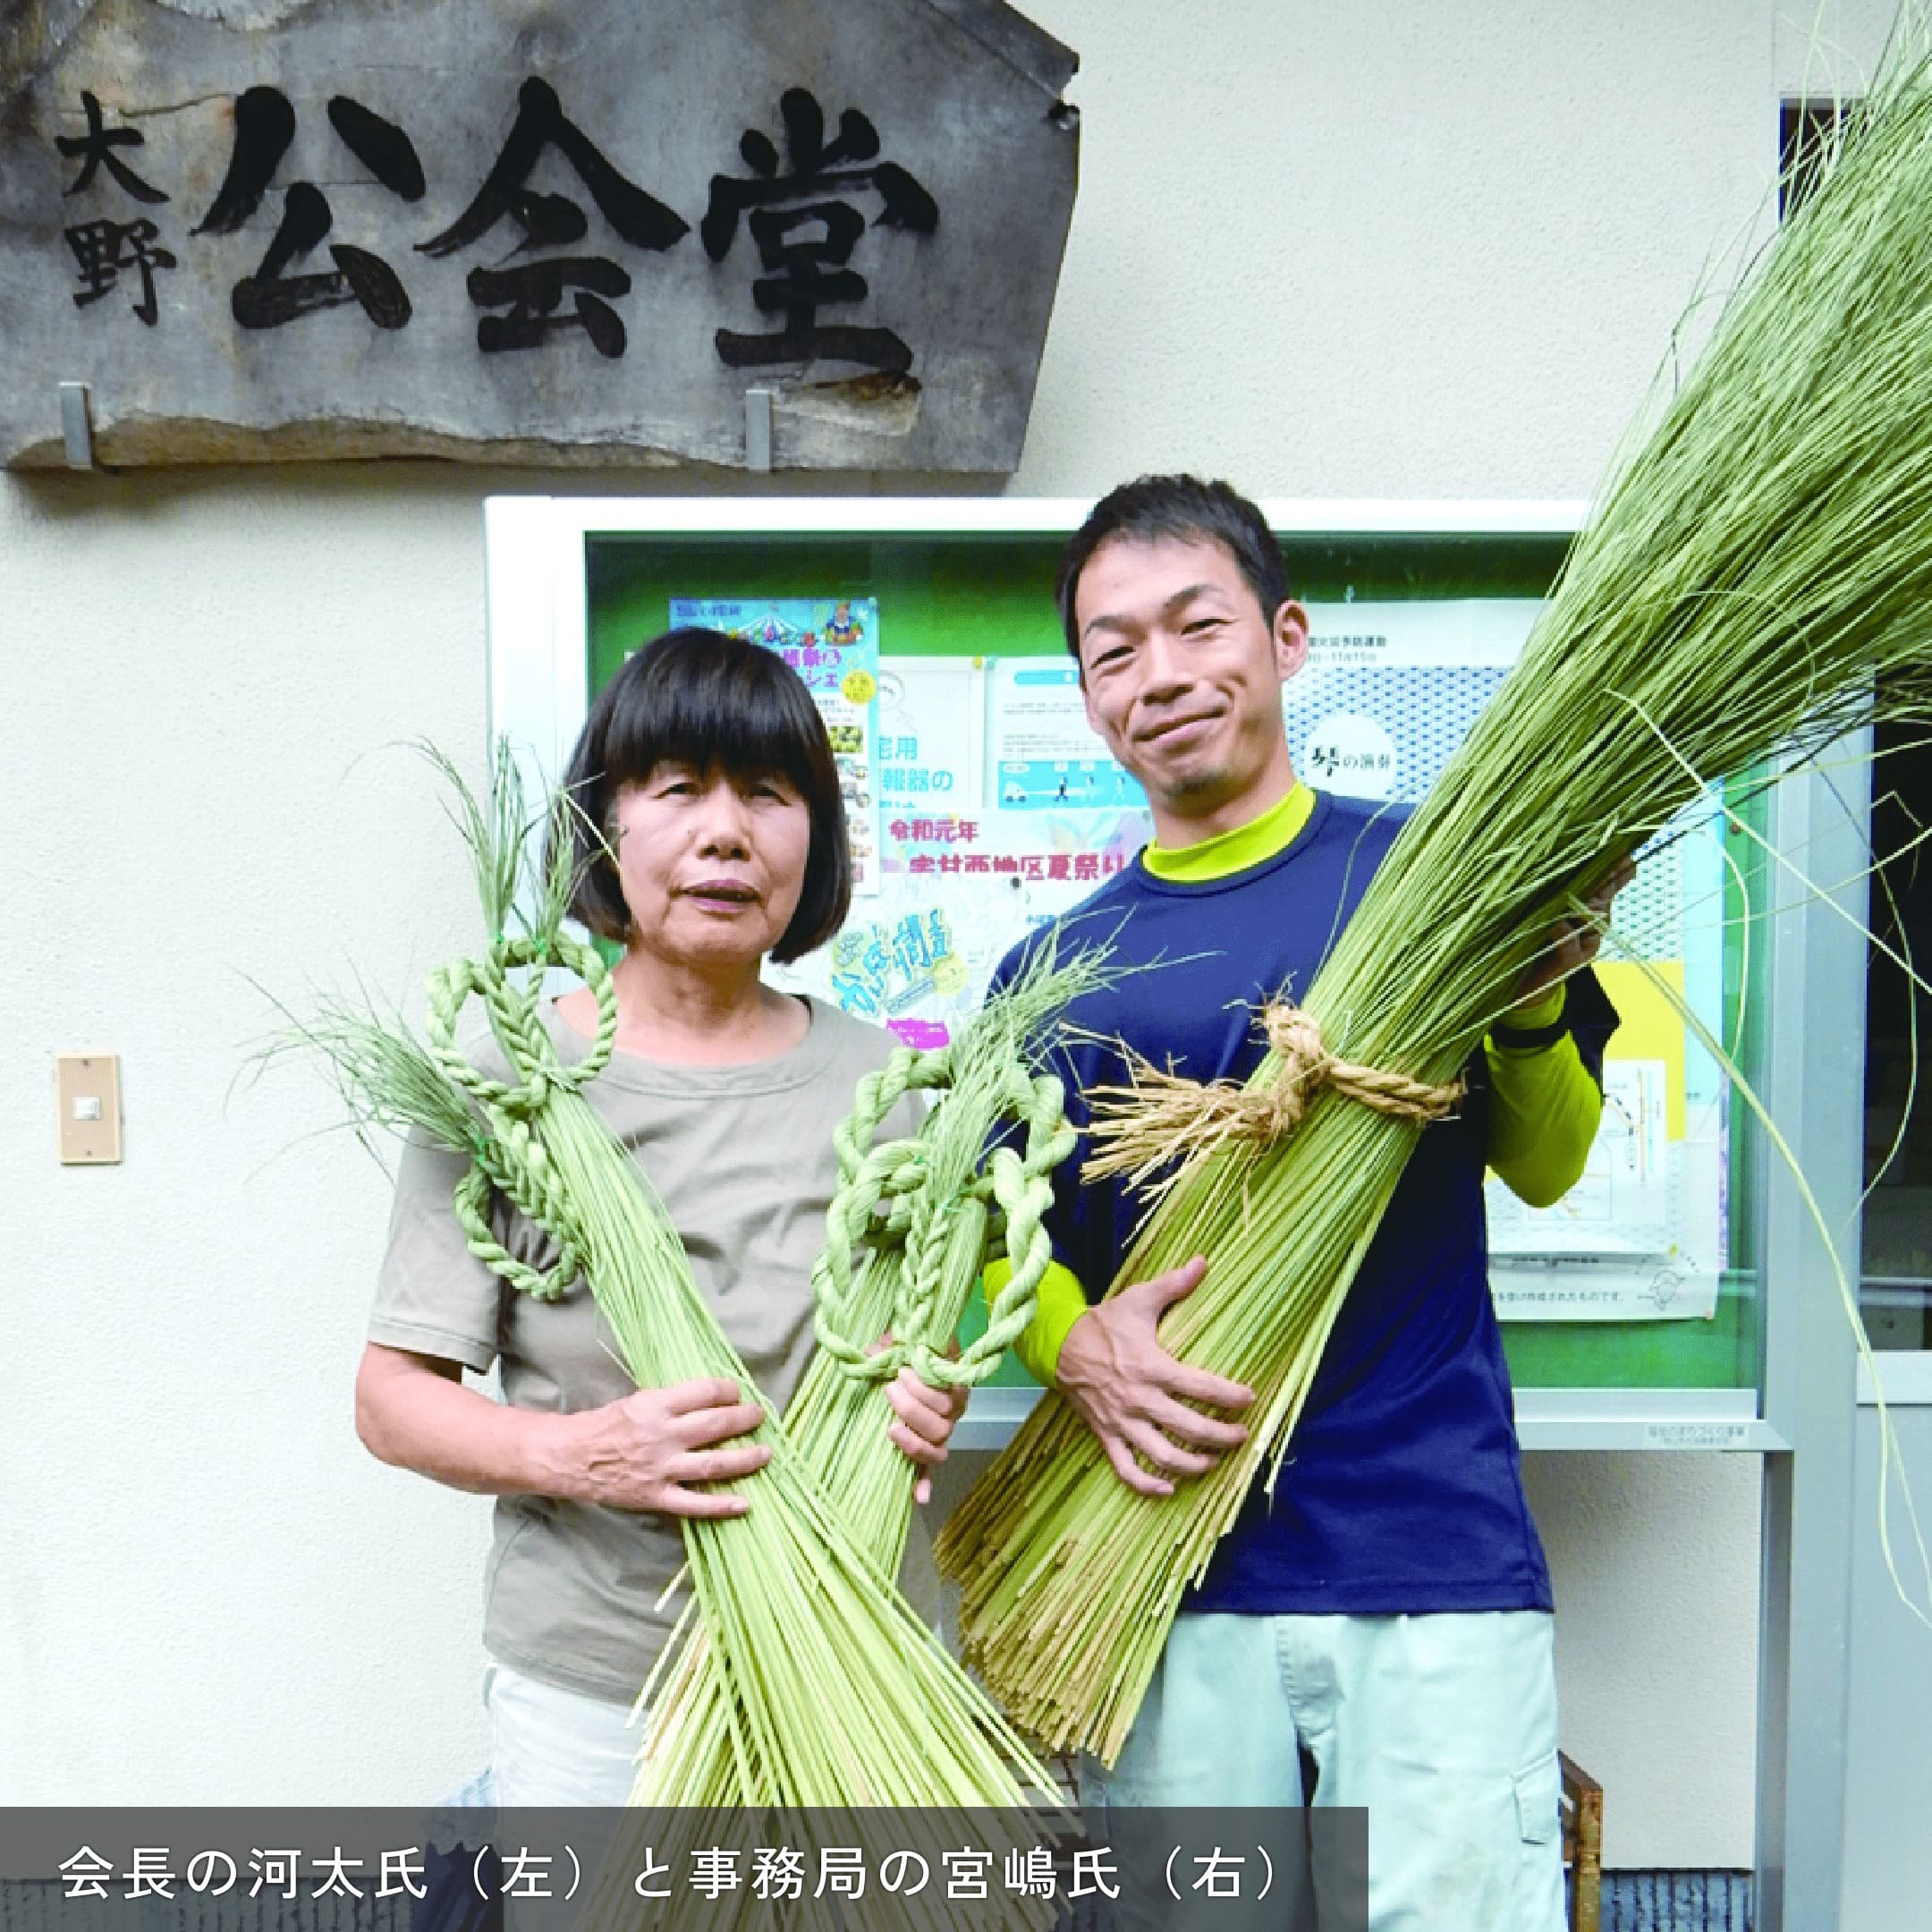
[425,930,619,1301]
[1084,1000,1464,1193]
[1258,1005,1465,1131]
[813,1041,1076,1391]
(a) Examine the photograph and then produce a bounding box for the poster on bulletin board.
[763,606,1723,1323]
[1288,600,1534,801]
[988,659,1147,810]
[768,655,1150,1041]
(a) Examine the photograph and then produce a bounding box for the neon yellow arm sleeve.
[1484,986,1604,1208]
[982,1254,1089,1387]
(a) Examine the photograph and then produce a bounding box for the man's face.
[1073,533,1308,818]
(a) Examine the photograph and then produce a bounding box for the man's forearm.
[982,1255,1090,1385]
[1484,986,1604,1207]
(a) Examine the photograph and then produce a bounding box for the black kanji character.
[232,182,410,330]
[66,217,175,325]
[418,77,685,356]
[418,78,687,258]
[702,88,937,374]
[58,90,168,204]
[195,86,417,329]
[467,258,630,356]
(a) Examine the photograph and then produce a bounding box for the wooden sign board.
[0,0,1078,471]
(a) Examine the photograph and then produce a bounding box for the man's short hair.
[557,626,852,962]
[1056,474,1292,661]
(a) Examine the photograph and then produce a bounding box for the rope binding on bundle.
[1083,1000,1465,1196]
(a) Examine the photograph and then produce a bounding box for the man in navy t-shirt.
[981,476,1628,1931]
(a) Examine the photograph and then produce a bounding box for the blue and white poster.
[987,659,1146,811]
[1287,599,1541,802]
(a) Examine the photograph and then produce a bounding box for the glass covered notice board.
[484,497,1802,1452]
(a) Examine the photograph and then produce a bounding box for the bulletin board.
[484,497,1795,1447]
[578,518,1763,1412]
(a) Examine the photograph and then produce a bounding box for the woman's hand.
[552,1377,770,1519]
[871,1333,969,1504]
[886,1363,971,1505]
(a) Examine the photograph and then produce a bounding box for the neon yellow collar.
[1142,783,1318,883]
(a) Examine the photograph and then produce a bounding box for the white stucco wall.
[1,0,1903,1866]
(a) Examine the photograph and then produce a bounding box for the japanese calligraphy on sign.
[0,0,1078,469]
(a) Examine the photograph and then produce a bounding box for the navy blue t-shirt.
[990,790,1616,1616]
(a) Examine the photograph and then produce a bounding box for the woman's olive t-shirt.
[369,996,923,1703]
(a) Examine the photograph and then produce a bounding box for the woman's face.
[608,760,812,971]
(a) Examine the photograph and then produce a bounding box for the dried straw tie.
[1084,1002,1466,1196]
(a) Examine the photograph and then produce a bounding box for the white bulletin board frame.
[483,492,1819,1455]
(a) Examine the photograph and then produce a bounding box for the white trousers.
[481,1665,641,1932]
[484,1660,640,1808]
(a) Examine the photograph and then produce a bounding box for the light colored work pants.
[1081,1610,1565,1932]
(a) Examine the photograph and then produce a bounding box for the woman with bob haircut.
[355,628,963,1805]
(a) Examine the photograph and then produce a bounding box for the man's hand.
[1510,856,1637,1009]
[1055,1256,1253,1497]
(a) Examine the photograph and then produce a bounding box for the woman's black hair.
[558,626,852,963]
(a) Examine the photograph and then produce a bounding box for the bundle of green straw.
[303,756,1061,1807]
[622,947,1094,1811]
[938,47,1932,1762]
[579,962,1097,1932]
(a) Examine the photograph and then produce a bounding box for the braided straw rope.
[1084,1000,1464,1196]
[416,909,1076,1452]
[423,930,618,1301]
[811,1039,1075,1390]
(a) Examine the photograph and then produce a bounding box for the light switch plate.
[56,1053,121,1165]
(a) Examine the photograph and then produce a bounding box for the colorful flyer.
[670,596,882,894]
[767,876,1018,1048]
